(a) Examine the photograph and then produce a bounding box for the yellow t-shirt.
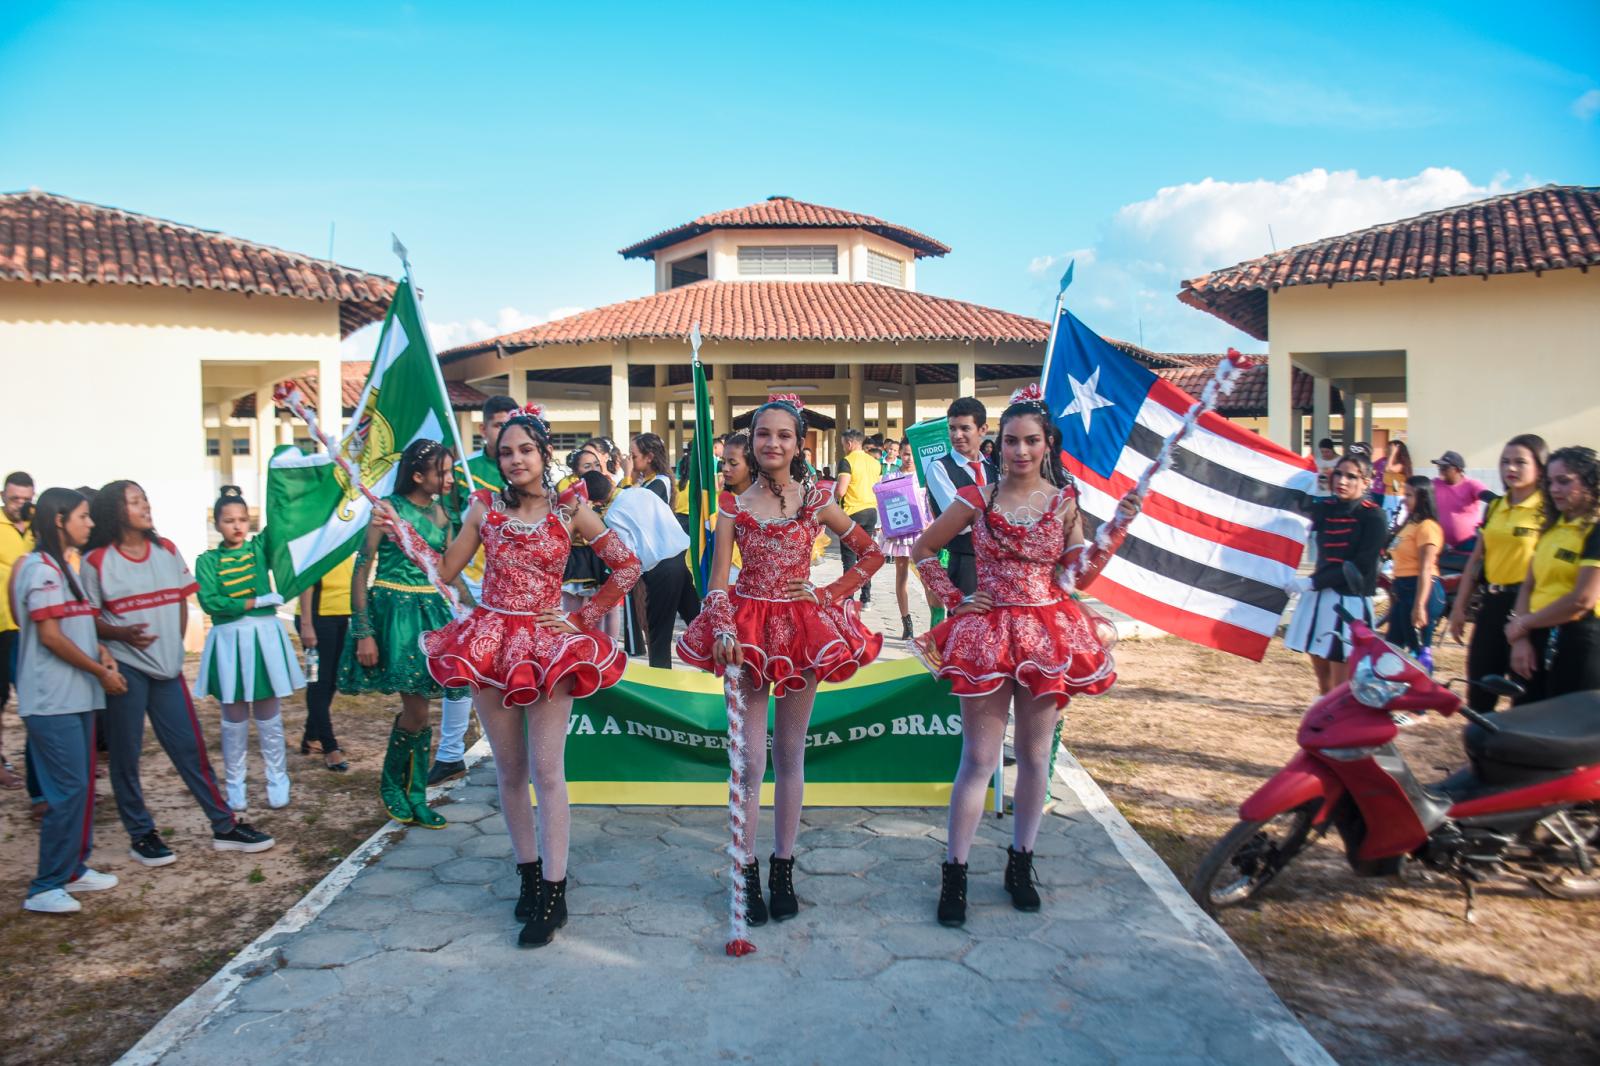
[839,451,882,516]
[1480,491,1544,586]
[1529,516,1600,616]
[0,522,35,633]
[315,556,355,617]
[1390,519,1443,579]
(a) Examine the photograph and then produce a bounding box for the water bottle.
[305,648,319,683]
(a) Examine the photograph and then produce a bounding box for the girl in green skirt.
[194,488,304,812]
[338,439,471,828]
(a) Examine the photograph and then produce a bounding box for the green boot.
[379,718,414,823]
[406,726,447,829]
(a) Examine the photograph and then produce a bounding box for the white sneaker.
[65,868,119,893]
[23,889,81,914]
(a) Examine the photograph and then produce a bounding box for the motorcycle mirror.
[1476,674,1526,699]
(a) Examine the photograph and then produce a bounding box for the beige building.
[1180,185,1600,479]
[0,190,394,563]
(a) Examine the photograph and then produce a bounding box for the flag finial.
[391,234,411,274]
[689,321,702,359]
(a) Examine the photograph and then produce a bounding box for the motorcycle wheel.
[1188,803,1318,917]
[1526,807,1600,899]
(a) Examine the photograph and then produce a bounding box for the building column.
[673,401,685,453]
[957,352,977,401]
[253,385,276,515]
[847,365,864,431]
[1310,374,1331,455]
[711,371,732,436]
[654,366,669,446]
[609,353,629,446]
[455,410,476,457]
[506,366,527,406]
[1359,394,1375,447]
[1267,346,1293,450]
[901,365,917,432]
[318,351,344,440]
[876,400,889,436]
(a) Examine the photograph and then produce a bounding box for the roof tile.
[618,196,950,260]
[1179,185,1600,339]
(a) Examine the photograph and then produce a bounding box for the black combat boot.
[768,854,799,921]
[514,859,543,921]
[1004,845,1041,911]
[742,859,769,926]
[937,860,968,927]
[518,878,567,948]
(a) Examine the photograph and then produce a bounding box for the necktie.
[972,459,985,486]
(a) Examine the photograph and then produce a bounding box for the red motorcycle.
[1189,597,1600,920]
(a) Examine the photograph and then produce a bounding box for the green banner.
[547,658,977,806]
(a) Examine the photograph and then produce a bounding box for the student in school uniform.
[296,555,354,771]
[82,480,274,866]
[13,488,125,914]
[923,398,999,598]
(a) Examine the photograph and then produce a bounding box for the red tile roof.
[439,280,1048,361]
[231,362,488,418]
[1156,360,1341,418]
[1179,185,1600,340]
[0,190,396,337]
[618,196,951,260]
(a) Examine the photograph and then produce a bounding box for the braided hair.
[979,387,1072,561]
[495,405,555,508]
[748,397,813,515]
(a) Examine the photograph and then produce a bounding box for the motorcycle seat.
[1464,690,1600,771]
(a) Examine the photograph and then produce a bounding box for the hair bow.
[767,392,806,412]
[1009,382,1046,407]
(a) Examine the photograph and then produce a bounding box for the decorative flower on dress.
[1009,382,1047,409]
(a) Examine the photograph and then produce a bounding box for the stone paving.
[145,759,1330,1065]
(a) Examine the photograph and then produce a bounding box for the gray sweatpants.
[23,711,95,896]
[105,664,234,839]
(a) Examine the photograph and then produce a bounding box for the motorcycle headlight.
[1350,657,1409,708]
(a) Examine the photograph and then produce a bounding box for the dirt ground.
[0,639,1595,1065]
[1074,637,1600,1066]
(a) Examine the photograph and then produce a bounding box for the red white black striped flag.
[1042,302,1316,660]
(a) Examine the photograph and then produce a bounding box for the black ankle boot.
[519,878,567,948]
[742,860,769,926]
[1005,846,1041,912]
[514,859,543,921]
[768,854,798,921]
[901,613,914,640]
[938,860,968,927]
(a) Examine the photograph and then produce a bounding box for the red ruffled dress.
[422,489,640,705]
[678,488,883,695]
[915,485,1116,708]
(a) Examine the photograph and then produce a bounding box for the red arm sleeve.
[572,529,641,631]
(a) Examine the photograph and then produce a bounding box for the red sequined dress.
[677,487,884,695]
[422,489,641,704]
[915,485,1115,707]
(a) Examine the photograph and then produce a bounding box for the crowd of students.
[1287,435,1600,704]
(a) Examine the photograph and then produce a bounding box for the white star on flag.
[1060,367,1115,433]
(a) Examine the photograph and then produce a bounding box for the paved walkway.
[126,752,1331,1065]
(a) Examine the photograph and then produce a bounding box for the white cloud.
[1028,248,1094,276]
[1033,166,1538,353]
[1573,89,1600,121]
[340,305,585,360]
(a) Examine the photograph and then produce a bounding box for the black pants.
[641,556,700,669]
[946,551,978,598]
[301,614,347,751]
[840,509,878,600]
[0,628,15,711]
[1385,576,1446,657]
[1527,615,1600,702]
[1466,587,1520,712]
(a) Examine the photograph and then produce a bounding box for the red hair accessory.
[1009,382,1046,407]
[1225,348,1256,370]
[521,401,546,420]
[766,392,806,412]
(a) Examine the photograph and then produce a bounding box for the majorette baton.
[273,384,465,616]
[1059,350,1254,591]
[723,662,757,957]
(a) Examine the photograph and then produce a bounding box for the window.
[550,433,586,451]
[205,438,221,457]
[867,249,905,287]
[670,253,708,288]
[472,434,484,451]
[737,245,838,276]
[231,438,251,457]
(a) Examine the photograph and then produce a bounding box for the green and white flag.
[263,276,462,597]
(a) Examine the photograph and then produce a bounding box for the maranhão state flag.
[1042,306,1315,660]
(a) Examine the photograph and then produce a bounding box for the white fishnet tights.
[476,683,575,878]
[730,670,818,861]
[946,680,1062,863]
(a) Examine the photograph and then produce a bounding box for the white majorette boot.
[220,717,251,814]
[257,712,291,809]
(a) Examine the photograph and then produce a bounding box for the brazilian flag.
[686,323,716,594]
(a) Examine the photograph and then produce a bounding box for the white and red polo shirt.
[82,538,198,680]
[9,552,105,716]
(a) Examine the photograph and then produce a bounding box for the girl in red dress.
[912,385,1139,927]
[678,397,885,924]
[420,405,642,948]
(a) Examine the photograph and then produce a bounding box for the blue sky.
[3,1,1596,356]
